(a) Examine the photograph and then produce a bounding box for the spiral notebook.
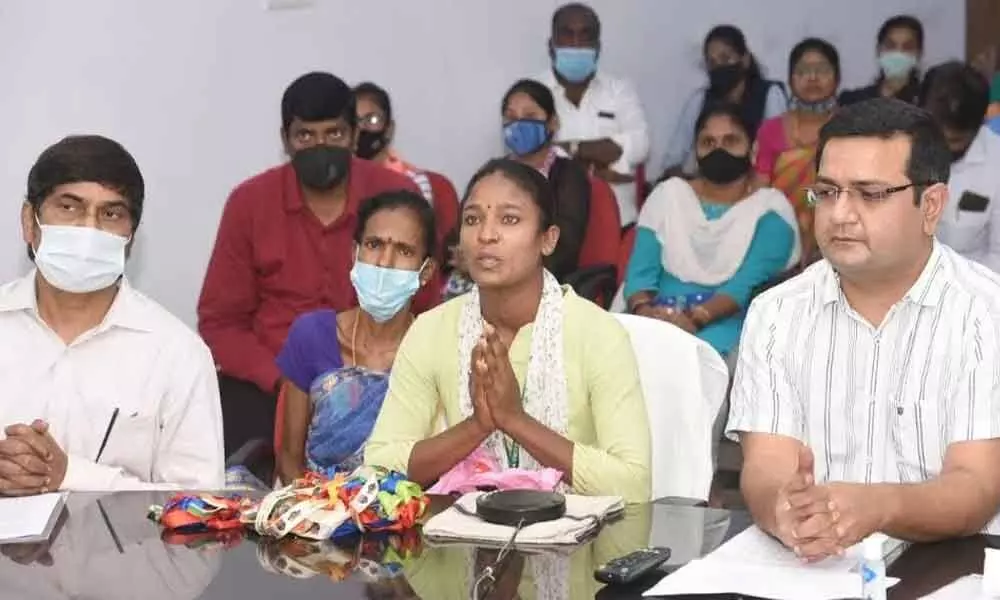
[0,493,66,544]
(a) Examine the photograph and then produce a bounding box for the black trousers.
[218,374,276,459]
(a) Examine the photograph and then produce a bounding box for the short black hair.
[353,81,392,123]
[877,14,924,50]
[281,72,356,132]
[789,37,841,84]
[919,61,990,132]
[501,79,556,119]
[354,190,436,260]
[463,158,555,231]
[551,2,601,38]
[27,135,145,230]
[817,98,950,202]
[695,101,755,143]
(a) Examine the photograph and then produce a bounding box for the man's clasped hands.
[773,444,891,563]
[0,420,68,496]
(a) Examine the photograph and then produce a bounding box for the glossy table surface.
[0,491,992,599]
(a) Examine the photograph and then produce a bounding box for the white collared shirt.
[936,126,1000,273]
[538,70,651,226]
[727,243,1000,532]
[0,273,224,491]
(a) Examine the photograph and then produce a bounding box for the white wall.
[0,0,963,326]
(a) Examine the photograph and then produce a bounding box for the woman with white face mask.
[839,15,924,106]
[275,190,437,483]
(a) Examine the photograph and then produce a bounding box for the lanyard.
[500,363,530,469]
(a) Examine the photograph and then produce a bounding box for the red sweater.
[198,157,437,393]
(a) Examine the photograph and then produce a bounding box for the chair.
[613,313,730,503]
[563,177,621,308]
[617,225,637,287]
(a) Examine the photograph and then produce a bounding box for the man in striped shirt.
[728,98,1000,562]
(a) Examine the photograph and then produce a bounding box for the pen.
[95,408,119,463]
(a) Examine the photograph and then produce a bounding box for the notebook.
[0,493,67,544]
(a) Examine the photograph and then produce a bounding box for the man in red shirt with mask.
[198,72,425,456]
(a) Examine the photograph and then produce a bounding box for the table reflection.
[0,492,220,600]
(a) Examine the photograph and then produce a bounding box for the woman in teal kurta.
[624,102,799,357]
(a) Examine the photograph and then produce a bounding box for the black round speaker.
[475,490,567,526]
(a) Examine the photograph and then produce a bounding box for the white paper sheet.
[644,525,900,599]
[0,493,64,544]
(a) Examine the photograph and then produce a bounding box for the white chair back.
[614,313,730,502]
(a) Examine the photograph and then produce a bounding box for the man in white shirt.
[921,61,1000,273]
[728,98,1000,562]
[537,2,650,227]
[0,135,224,494]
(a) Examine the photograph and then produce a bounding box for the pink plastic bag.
[427,446,563,494]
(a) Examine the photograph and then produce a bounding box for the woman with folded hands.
[365,158,651,503]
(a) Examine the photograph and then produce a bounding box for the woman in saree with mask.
[275,190,437,483]
[755,38,841,266]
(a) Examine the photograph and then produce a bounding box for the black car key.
[594,546,672,585]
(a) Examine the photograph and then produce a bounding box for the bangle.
[691,305,712,326]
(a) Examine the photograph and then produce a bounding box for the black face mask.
[951,144,973,164]
[708,64,745,96]
[356,130,389,160]
[291,145,351,191]
[698,148,751,184]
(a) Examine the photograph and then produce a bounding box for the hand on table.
[0,421,67,496]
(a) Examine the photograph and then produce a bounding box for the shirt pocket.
[942,209,989,252]
[102,414,158,479]
[595,109,619,137]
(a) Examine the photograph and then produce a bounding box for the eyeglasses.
[358,112,387,131]
[793,65,835,78]
[804,182,934,206]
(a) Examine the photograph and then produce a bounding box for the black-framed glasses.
[804,182,934,207]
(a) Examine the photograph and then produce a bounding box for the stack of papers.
[644,526,900,599]
[0,493,66,544]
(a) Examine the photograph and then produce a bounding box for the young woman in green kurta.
[366,158,651,503]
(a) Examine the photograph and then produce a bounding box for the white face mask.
[34,224,129,293]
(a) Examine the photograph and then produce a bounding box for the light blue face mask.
[878,51,918,80]
[553,47,598,83]
[349,256,426,323]
[504,119,550,156]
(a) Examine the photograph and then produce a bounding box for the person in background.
[275,191,436,483]
[198,72,420,458]
[366,159,651,503]
[755,38,841,265]
[0,135,223,493]
[537,2,650,227]
[839,15,923,106]
[353,82,434,201]
[987,73,1000,132]
[730,98,1000,562]
[920,61,1000,272]
[625,103,798,359]
[502,78,590,281]
[661,25,787,181]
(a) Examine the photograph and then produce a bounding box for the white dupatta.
[639,178,800,286]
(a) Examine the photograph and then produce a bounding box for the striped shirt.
[727,241,1000,531]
